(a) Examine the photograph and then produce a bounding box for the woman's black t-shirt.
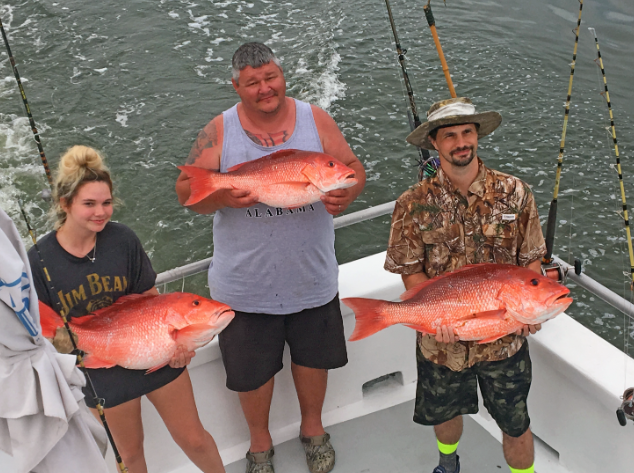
[28,221,184,408]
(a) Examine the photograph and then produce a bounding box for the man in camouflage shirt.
[385,97,546,473]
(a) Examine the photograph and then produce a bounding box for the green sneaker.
[299,433,335,473]
[245,447,274,473]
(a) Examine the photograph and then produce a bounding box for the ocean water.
[1,0,634,353]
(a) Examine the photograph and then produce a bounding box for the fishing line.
[17,200,129,472]
[587,27,634,374]
[0,14,53,191]
[423,0,457,98]
[543,0,583,265]
[588,27,634,291]
[382,0,435,180]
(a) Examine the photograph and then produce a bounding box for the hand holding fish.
[435,325,458,344]
[169,345,196,369]
[215,188,259,209]
[515,323,542,337]
[321,188,354,215]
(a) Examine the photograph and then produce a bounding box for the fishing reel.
[541,260,569,285]
[616,387,634,426]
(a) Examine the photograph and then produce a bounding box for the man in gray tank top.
[176,43,366,473]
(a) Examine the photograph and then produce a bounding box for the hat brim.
[406,111,502,150]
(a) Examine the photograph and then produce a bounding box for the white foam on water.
[115,102,145,128]
[210,37,230,46]
[0,5,14,28]
[295,49,346,111]
[0,114,50,242]
[547,5,583,24]
[605,11,634,23]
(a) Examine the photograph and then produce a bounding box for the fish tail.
[343,298,390,341]
[178,165,219,205]
[38,301,63,338]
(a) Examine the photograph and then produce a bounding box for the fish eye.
[328,161,335,167]
[531,279,539,286]
[192,300,200,306]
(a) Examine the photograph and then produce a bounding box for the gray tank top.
[208,99,339,314]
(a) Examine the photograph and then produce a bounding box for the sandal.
[245,447,275,473]
[299,432,335,473]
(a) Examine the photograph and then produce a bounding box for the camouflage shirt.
[384,158,547,371]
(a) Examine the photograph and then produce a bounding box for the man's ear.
[231,78,239,92]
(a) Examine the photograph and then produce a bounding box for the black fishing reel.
[617,387,634,426]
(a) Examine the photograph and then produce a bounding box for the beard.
[257,92,281,114]
[445,146,475,167]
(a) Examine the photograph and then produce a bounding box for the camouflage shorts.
[413,340,532,438]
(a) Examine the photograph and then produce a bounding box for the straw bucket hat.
[406,97,502,150]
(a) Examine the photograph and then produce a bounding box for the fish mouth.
[339,172,358,189]
[546,289,572,307]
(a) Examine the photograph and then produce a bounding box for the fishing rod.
[383,0,434,180]
[2,14,128,470]
[588,27,634,289]
[542,0,584,282]
[18,200,129,472]
[0,14,53,192]
[588,26,634,427]
[423,0,457,98]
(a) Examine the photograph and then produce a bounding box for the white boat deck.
[224,400,506,473]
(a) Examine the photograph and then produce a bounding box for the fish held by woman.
[178,148,358,208]
[39,292,235,373]
[343,263,572,343]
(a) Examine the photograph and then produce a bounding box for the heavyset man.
[384,97,546,473]
[176,42,365,473]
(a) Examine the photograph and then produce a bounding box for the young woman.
[28,145,225,473]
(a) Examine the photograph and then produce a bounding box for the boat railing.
[155,201,634,320]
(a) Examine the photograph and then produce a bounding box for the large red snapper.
[39,292,235,372]
[178,149,358,208]
[343,264,572,343]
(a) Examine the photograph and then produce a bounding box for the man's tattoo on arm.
[186,121,218,164]
[245,129,290,147]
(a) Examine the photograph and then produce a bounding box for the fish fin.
[89,294,156,318]
[82,355,117,369]
[300,162,323,187]
[399,279,437,301]
[403,324,434,334]
[174,323,218,350]
[342,298,390,341]
[70,314,98,325]
[477,334,508,344]
[263,149,298,160]
[145,362,169,375]
[38,301,64,338]
[178,165,219,205]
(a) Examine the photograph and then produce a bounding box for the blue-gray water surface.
[1,0,633,355]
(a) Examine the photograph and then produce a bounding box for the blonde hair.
[51,145,115,229]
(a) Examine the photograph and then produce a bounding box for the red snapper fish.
[178,149,358,208]
[343,264,572,343]
[39,292,235,372]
